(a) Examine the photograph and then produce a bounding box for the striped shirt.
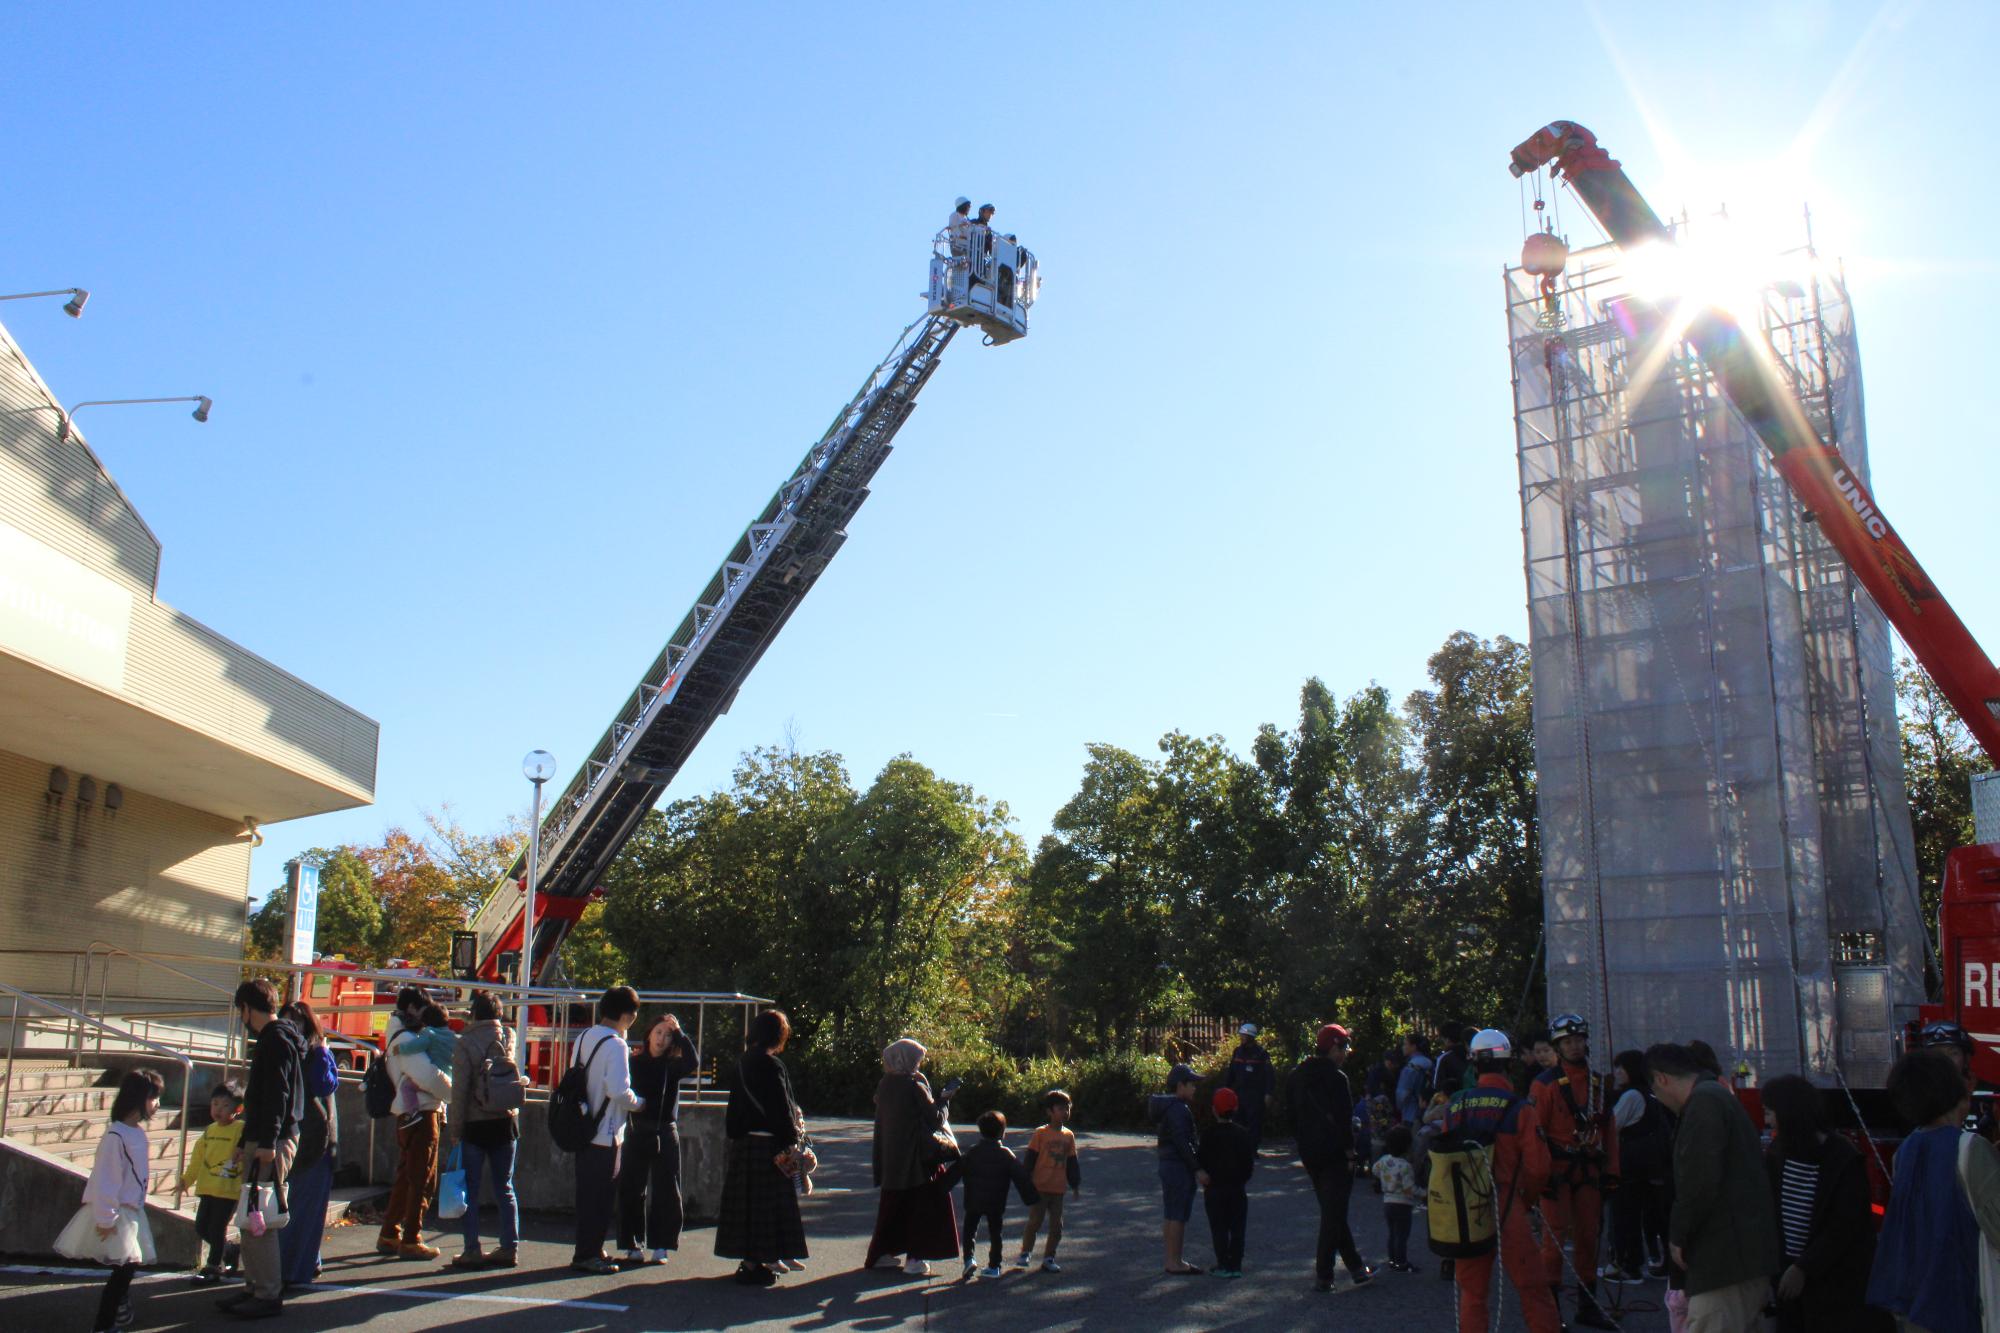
[1778,1156,1820,1260]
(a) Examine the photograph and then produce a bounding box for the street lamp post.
[519,749,557,1066]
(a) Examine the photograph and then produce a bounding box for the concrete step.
[0,1067,114,1094]
[37,1123,187,1163]
[5,1085,120,1119]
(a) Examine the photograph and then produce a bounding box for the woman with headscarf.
[862,1037,961,1277]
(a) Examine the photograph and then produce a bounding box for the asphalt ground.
[0,1119,1678,1331]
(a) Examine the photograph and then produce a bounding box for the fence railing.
[0,945,771,1102]
[0,978,193,1209]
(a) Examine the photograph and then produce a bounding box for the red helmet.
[1317,1023,1352,1053]
[1212,1086,1240,1116]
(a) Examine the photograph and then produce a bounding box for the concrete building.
[0,317,378,1013]
[1508,221,1924,1089]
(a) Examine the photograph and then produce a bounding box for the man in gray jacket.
[1647,1043,1781,1333]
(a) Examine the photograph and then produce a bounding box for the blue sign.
[287,861,321,965]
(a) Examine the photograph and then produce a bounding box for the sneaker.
[903,1258,932,1276]
[778,1258,806,1272]
[450,1249,487,1270]
[1347,1265,1375,1287]
[871,1254,904,1270]
[487,1248,519,1268]
[225,1297,283,1320]
[1014,1252,1033,1269]
[651,1249,673,1266]
[570,1256,621,1275]
[981,1265,1003,1279]
[625,1248,645,1266]
[398,1242,441,1260]
[1040,1258,1062,1273]
[963,1259,978,1279]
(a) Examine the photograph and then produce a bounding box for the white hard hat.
[1470,1028,1512,1062]
[1239,1022,1259,1037]
[954,196,971,209]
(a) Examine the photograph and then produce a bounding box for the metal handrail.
[0,978,192,1208]
[15,944,770,1101]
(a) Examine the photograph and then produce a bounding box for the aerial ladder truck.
[458,225,1040,1006]
[1508,122,2000,1100]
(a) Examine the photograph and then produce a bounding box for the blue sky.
[4,3,1992,903]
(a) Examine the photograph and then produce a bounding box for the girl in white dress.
[55,1067,164,1332]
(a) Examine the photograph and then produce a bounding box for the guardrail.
[4,945,770,1101]
[0,978,192,1208]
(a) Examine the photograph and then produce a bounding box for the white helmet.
[954,196,972,209]
[1239,1022,1259,1037]
[1470,1028,1512,1064]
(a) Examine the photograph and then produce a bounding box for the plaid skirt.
[714,1137,808,1263]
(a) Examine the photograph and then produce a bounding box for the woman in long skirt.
[862,1038,960,1276]
[715,1010,813,1285]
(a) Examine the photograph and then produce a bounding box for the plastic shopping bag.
[437,1146,467,1220]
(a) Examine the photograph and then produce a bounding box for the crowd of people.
[51,982,2000,1333]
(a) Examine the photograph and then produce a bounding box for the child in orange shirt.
[1016,1089,1081,1272]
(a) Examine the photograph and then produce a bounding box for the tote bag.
[437,1145,467,1220]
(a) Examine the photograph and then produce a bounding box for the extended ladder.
[469,314,962,980]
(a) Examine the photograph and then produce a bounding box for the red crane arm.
[1509,121,2000,764]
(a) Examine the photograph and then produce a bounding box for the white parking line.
[0,1265,628,1313]
[303,1281,630,1312]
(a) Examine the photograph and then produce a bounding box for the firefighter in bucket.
[1431,1028,1561,1333]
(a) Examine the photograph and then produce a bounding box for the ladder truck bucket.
[930,229,1038,344]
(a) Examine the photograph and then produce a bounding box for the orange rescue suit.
[1531,1057,1618,1296]
[1453,1071,1561,1333]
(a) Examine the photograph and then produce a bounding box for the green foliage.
[1897,657,1985,952]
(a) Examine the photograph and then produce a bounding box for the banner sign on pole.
[286,860,321,966]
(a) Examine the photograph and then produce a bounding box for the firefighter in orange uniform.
[1532,1012,1619,1329]
[1447,1029,1561,1333]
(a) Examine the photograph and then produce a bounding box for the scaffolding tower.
[1508,220,1925,1088]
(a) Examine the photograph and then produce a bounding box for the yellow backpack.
[1426,1089,1524,1258]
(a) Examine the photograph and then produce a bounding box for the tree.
[1897,656,1984,944]
[247,847,382,963]
[1404,632,1542,1034]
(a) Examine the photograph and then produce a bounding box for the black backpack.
[548,1034,618,1153]
[363,1053,396,1119]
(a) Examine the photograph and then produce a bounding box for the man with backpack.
[1436,1028,1560,1333]
[565,986,645,1274]
[1532,1013,1620,1329]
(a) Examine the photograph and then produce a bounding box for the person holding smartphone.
[863,1038,962,1276]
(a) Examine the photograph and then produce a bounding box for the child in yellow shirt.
[180,1080,245,1282]
[1016,1089,1081,1272]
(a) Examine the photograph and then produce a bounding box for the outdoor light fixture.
[518,748,557,1064]
[59,395,214,442]
[0,287,90,318]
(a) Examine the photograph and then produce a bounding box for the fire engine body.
[1509,122,1998,1106]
